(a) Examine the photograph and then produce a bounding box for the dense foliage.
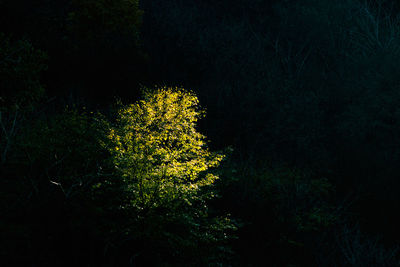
[2,0,400,266]
[105,88,234,265]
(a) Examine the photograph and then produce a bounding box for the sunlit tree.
[107,87,234,264]
[108,87,223,210]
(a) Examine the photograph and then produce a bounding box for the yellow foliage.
[108,87,224,208]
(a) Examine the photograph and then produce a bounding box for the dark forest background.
[2,0,400,266]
